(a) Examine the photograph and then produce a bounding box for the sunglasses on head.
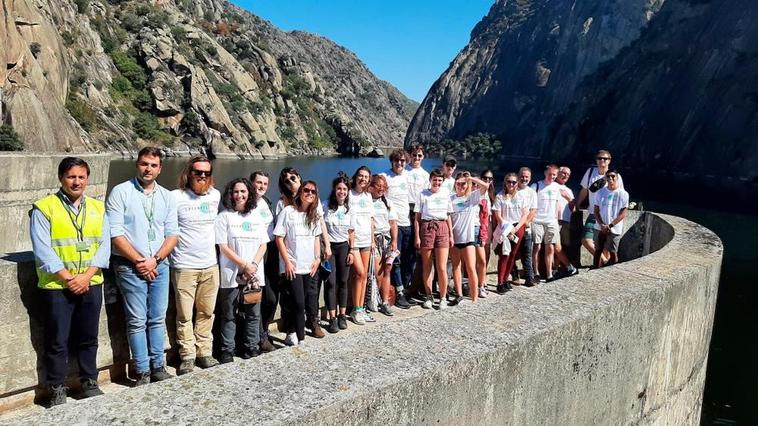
[191,169,212,177]
[302,187,316,195]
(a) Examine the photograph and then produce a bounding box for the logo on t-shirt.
[432,197,444,206]
[260,209,270,218]
[400,182,407,190]
[455,199,465,209]
[359,199,368,208]
[200,202,210,214]
[242,221,252,232]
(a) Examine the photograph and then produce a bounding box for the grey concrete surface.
[0,153,112,254]
[8,212,721,425]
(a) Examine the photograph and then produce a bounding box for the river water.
[108,156,756,424]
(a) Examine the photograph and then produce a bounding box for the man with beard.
[107,147,178,385]
[170,156,221,375]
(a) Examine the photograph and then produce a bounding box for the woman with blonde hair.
[368,175,398,316]
[492,172,529,294]
[449,171,489,304]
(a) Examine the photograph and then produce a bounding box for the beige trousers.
[172,266,219,360]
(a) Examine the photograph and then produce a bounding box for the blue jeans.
[113,257,170,374]
[391,225,414,290]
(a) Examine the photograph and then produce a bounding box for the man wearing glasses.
[592,170,629,268]
[380,149,413,309]
[107,147,178,385]
[170,156,221,375]
[576,150,624,263]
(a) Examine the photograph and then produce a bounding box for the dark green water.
[108,156,756,424]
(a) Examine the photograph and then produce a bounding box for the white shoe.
[351,309,366,325]
[479,287,488,298]
[437,298,447,310]
[284,333,299,346]
[422,297,433,309]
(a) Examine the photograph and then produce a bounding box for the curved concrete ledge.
[17,212,721,424]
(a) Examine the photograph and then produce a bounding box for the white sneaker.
[437,298,447,310]
[284,333,299,346]
[351,309,366,325]
[422,297,433,309]
[364,310,376,322]
[479,287,488,298]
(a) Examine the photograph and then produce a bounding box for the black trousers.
[41,286,103,385]
[281,274,318,341]
[325,241,349,311]
[261,240,284,339]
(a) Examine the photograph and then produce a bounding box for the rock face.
[406,0,757,183]
[0,0,416,157]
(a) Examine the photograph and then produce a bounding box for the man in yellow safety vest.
[30,157,110,406]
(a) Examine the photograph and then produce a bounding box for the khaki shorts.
[533,221,560,245]
[593,229,621,253]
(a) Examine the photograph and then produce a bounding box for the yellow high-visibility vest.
[33,194,105,290]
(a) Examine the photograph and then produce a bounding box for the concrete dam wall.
[0,154,721,424]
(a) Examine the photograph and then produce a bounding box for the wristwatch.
[154,254,163,263]
[608,223,615,229]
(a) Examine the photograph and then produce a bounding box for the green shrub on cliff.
[66,96,98,131]
[0,124,24,151]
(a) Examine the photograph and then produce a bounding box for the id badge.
[75,241,90,252]
[148,228,157,241]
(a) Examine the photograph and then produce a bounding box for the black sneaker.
[80,378,104,398]
[219,352,234,364]
[408,292,427,305]
[196,356,219,369]
[496,283,507,294]
[378,303,394,316]
[241,348,260,359]
[546,276,556,283]
[150,366,173,382]
[337,314,348,330]
[327,318,340,334]
[524,279,536,287]
[505,282,513,291]
[449,295,464,306]
[395,293,411,309]
[567,267,579,277]
[48,384,67,407]
[134,371,151,387]
[533,274,542,283]
[177,358,194,376]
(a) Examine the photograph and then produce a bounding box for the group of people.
[31,146,629,406]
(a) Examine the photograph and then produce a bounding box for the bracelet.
[251,260,259,267]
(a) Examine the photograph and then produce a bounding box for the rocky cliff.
[406,0,757,184]
[0,0,416,157]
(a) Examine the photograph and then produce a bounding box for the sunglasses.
[482,176,494,181]
[393,159,406,163]
[455,181,467,186]
[597,157,611,161]
[286,175,299,184]
[191,169,212,177]
[302,187,317,195]
[413,154,424,158]
[505,180,518,185]
[606,175,618,180]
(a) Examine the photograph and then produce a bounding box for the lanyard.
[141,190,156,226]
[57,194,86,241]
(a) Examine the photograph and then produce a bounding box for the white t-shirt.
[450,190,482,244]
[323,201,353,243]
[517,186,538,228]
[170,188,220,269]
[414,189,453,221]
[405,166,430,204]
[273,205,322,274]
[348,190,374,248]
[492,191,529,224]
[557,184,574,222]
[372,197,398,235]
[440,176,455,196]
[594,187,630,235]
[580,167,625,213]
[530,181,561,224]
[380,170,411,227]
[215,207,270,288]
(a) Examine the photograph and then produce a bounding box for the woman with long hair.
[492,172,529,294]
[414,169,454,309]
[275,168,330,338]
[476,169,496,298]
[449,171,490,304]
[273,181,323,346]
[322,173,354,333]
[368,175,397,316]
[215,178,269,362]
[348,166,375,324]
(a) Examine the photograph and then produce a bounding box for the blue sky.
[233,0,494,102]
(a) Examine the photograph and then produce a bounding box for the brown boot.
[310,320,325,338]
